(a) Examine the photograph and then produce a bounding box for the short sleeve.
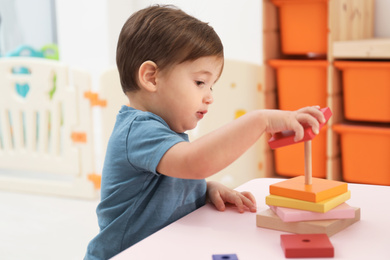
[126,115,187,174]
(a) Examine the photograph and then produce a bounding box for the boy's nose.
[204,92,213,104]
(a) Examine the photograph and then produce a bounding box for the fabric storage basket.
[334,61,390,123]
[269,59,328,110]
[271,0,329,55]
[333,123,390,186]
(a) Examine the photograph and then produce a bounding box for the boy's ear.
[138,61,158,92]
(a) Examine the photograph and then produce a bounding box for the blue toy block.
[212,254,238,260]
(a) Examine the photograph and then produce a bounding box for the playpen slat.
[1,110,12,151]
[24,110,37,152]
[11,109,24,150]
[35,109,45,155]
[50,103,61,156]
[0,110,7,151]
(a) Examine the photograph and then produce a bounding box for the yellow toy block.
[266,190,351,213]
[256,207,361,237]
[270,176,348,202]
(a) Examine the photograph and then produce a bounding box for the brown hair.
[116,5,224,93]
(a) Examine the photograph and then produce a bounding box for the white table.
[112,178,390,260]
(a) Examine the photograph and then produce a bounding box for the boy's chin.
[183,124,199,133]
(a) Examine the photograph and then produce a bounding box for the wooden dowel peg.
[304,141,312,185]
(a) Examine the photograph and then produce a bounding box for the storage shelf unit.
[262,0,375,180]
[332,37,390,186]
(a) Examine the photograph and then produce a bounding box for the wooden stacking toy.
[257,107,361,237]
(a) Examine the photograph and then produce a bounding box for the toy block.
[256,207,361,237]
[266,190,351,213]
[87,173,102,189]
[212,254,238,260]
[71,132,87,143]
[280,234,334,258]
[270,203,356,222]
[84,91,107,107]
[269,176,348,202]
[268,107,332,149]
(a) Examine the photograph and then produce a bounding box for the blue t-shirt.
[85,106,207,260]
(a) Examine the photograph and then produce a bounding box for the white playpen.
[0,57,98,199]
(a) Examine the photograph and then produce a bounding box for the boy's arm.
[157,106,325,179]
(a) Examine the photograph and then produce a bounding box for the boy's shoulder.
[116,105,188,141]
[118,106,166,124]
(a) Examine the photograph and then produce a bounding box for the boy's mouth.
[196,110,207,119]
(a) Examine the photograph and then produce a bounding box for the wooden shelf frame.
[333,38,390,59]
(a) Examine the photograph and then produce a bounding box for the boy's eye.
[195,81,205,86]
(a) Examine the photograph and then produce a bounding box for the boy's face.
[153,56,223,133]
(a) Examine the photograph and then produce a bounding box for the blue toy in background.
[6,45,44,58]
[6,45,43,75]
[5,44,59,60]
[5,44,59,76]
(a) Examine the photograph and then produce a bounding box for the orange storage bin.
[333,124,390,186]
[269,59,328,110]
[271,0,328,55]
[334,61,390,122]
[275,127,327,178]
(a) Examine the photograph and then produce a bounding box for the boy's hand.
[264,106,325,142]
[206,181,257,213]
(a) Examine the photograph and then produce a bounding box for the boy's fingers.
[229,192,256,213]
[209,192,226,211]
[293,111,323,141]
[300,106,325,123]
[241,191,256,204]
[240,191,257,212]
[230,192,245,213]
[299,113,320,134]
[210,189,257,213]
[291,121,304,141]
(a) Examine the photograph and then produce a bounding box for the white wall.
[55,0,390,88]
[111,0,263,66]
[56,0,262,88]
[56,0,110,88]
[374,0,390,37]
[0,0,55,55]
